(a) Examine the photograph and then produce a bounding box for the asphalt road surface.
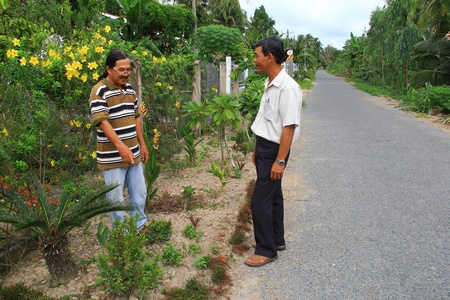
[230,70,450,300]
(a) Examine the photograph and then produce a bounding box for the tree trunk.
[43,236,78,284]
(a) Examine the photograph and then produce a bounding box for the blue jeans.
[103,163,147,230]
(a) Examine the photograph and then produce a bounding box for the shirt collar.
[102,78,125,90]
[265,68,287,88]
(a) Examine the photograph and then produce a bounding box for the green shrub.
[229,230,246,245]
[188,243,202,255]
[95,216,162,298]
[183,224,204,241]
[211,265,230,285]
[162,243,183,266]
[146,219,173,243]
[162,278,210,300]
[0,283,55,300]
[194,255,212,269]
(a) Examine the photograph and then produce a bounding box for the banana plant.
[107,0,163,56]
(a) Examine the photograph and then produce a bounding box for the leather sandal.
[244,254,278,267]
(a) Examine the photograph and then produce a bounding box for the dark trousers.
[251,136,290,258]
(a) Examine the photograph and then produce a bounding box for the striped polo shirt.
[89,79,141,170]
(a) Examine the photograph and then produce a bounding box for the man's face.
[254,46,270,74]
[107,58,131,88]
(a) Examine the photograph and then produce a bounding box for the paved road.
[230,70,450,300]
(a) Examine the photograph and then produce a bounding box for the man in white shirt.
[245,36,302,267]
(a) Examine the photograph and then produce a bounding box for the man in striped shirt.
[89,50,148,230]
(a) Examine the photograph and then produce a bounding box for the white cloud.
[239,0,385,49]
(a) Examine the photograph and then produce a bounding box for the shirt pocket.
[264,99,274,121]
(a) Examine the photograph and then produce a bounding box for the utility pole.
[286,29,294,48]
[192,0,197,54]
[303,42,307,71]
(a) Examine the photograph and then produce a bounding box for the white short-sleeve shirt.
[251,68,302,144]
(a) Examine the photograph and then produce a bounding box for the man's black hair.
[101,50,130,79]
[253,36,287,64]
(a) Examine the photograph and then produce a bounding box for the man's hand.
[117,143,135,165]
[140,143,149,163]
[270,162,285,180]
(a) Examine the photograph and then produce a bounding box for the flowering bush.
[0,24,195,185]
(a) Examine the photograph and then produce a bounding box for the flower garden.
[0,0,317,294]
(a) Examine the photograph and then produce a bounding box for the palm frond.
[30,177,52,228]
[55,190,72,230]
[69,184,118,217]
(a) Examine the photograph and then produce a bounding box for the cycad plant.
[0,177,130,282]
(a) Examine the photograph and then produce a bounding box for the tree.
[0,0,104,39]
[411,0,450,85]
[244,6,278,46]
[141,2,195,55]
[209,0,247,31]
[104,0,163,56]
[195,24,242,64]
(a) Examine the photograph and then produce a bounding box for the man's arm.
[135,116,148,163]
[271,124,295,180]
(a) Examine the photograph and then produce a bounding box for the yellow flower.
[79,45,89,55]
[156,82,162,87]
[175,101,180,109]
[85,123,92,129]
[91,151,97,159]
[50,160,55,167]
[48,49,61,60]
[65,63,77,80]
[142,51,148,56]
[6,49,19,58]
[81,56,87,63]
[19,57,27,66]
[132,50,137,54]
[175,117,179,121]
[104,25,111,33]
[68,52,75,59]
[80,73,88,83]
[87,61,98,70]
[101,37,107,44]
[73,61,83,70]
[92,73,99,80]
[95,32,102,39]
[29,56,39,66]
[152,56,158,63]
[108,40,113,45]
[161,57,166,62]
[95,46,104,54]
[70,120,82,128]
[167,85,173,90]
[12,38,20,47]
[64,46,72,54]
[41,59,52,68]
[2,128,8,137]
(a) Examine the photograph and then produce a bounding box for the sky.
[239,0,386,49]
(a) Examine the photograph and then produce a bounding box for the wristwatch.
[276,159,285,166]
